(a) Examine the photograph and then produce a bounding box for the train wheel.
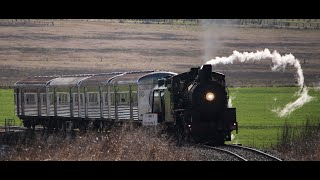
[31,119,35,130]
[175,119,189,146]
[175,128,184,146]
[24,119,31,129]
[79,122,87,132]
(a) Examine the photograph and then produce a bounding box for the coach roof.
[14,70,175,88]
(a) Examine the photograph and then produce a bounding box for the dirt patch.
[0,20,320,87]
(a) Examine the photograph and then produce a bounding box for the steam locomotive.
[14,64,237,145]
[151,64,238,144]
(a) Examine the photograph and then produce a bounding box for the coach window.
[74,93,84,106]
[88,93,98,105]
[25,94,36,105]
[131,91,138,104]
[104,92,108,105]
[49,93,54,105]
[110,92,115,106]
[41,93,46,105]
[59,93,68,105]
[119,92,129,105]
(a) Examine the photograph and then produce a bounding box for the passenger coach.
[14,71,176,131]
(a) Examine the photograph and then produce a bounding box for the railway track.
[204,144,282,161]
[0,126,43,134]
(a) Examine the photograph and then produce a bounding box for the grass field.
[1,87,319,148]
[229,87,320,147]
[0,89,21,126]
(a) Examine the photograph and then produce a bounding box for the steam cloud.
[201,20,222,62]
[206,48,313,117]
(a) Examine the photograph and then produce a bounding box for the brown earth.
[0,20,320,87]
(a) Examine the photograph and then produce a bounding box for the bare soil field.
[0,20,320,87]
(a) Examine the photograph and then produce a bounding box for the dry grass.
[3,123,199,161]
[276,116,320,160]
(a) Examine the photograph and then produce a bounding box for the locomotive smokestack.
[199,64,212,82]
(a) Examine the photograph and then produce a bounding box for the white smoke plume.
[231,134,235,140]
[206,48,313,117]
[228,88,239,108]
[228,96,233,108]
[272,87,313,117]
[231,134,239,144]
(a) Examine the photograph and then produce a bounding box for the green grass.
[1,87,319,148]
[228,87,320,148]
[0,89,21,126]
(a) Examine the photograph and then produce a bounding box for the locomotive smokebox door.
[142,113,158,126]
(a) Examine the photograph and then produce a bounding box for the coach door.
[151,89,165,122]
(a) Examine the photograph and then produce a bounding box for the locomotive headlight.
[205,92,215,101]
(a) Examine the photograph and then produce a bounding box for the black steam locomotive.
[151,64,238,145]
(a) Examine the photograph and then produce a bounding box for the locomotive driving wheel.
[174,113,192,145]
